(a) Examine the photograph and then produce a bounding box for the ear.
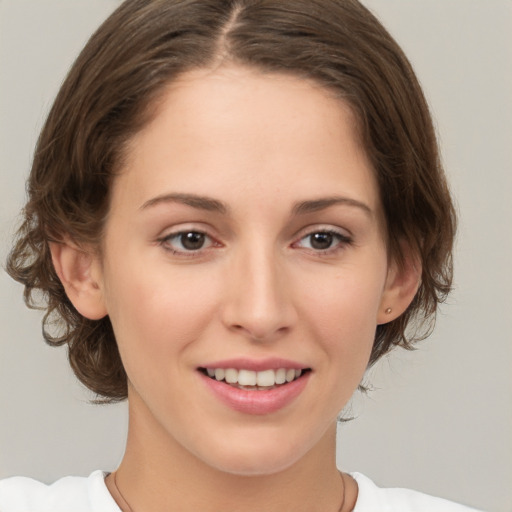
[377,246,421,325]
[49,241,108,320]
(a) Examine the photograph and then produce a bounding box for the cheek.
[102,260,220,373]
[299,265,386,367]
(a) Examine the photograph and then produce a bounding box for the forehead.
[115,65,379,215]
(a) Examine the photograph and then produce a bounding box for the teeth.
[275,368,286,384]
[204,367,305,387]
[256,369,275,387]
[224,368,238,384]
[238,369,257,386]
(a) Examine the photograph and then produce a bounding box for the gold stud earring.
[385,307,392,314]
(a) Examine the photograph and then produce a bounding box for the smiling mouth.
[199,367,311,390]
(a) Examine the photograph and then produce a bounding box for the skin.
[51,66,419,512]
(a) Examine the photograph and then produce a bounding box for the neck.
[110,396,355,512]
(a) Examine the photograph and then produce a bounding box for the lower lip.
[200,372,310,415]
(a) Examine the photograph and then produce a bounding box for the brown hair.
[6,0,456,402]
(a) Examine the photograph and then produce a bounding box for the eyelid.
[156,225,222,257]
[291,225,353,253]
[292,223,352,241]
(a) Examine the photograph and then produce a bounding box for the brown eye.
[295,230,352,253]
[180,232,206,250]
[309,232,334,250]
[162,231,213,253]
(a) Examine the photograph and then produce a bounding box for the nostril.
[229,323,268,342]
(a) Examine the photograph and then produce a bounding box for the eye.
[160,231,214,253]
[294,230,351,252]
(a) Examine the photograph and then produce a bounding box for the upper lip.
[198,357,309,372]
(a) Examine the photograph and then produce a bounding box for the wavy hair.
[6,0,456,401]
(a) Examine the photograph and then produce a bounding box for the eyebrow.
[140,193,228,214]
[292,196,373,217]
[140,193,372,217]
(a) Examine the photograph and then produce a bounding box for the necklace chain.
[110,470,346,512]
[111,472,134,512]
[338,471,347,512]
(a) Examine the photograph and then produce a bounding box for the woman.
[0,0,481,510]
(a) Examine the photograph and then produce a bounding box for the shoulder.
[351,472,482,512]
[0,470,120,512]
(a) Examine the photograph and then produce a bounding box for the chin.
[195,431,313,477]
[208,452,301,477]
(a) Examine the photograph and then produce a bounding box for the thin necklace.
[111,472,134,512]
[110,470,347,512]
[338,471,347,512]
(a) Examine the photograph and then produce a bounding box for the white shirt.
[0,470,482,511]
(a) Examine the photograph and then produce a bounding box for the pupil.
[181,232,205,250]
[310,232,333,250]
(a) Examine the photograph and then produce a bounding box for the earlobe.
[49,241,108,320]
[377,250,421,325]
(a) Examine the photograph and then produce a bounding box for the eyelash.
[292,229,353,255]
[157,230,219,258]
[157,228,353,258]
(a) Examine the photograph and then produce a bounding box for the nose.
[220,244,297,342]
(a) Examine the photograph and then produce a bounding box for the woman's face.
[94,66,395,475]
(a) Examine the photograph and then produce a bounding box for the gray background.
[1,1,511,511]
